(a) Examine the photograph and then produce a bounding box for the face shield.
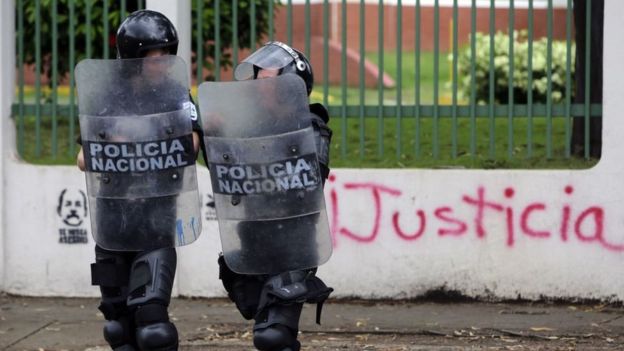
[234,41,307,81]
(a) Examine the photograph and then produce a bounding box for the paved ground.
[2,294,624,350]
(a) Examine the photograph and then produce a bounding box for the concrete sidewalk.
[2,294,624,350]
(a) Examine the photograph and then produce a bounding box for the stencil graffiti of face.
[57,189,88,227]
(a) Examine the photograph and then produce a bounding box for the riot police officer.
[201,42,334,351]
[76,10,202,351]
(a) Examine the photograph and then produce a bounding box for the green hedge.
[19,0,276,83]
[455,30,575,105]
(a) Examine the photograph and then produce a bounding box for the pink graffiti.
[520,204,550,238]
[393,209,426,240]
[328,174,401,245]
[434,207,467,236]
[327,175,624,252]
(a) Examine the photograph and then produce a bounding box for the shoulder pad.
[309,103,329,123]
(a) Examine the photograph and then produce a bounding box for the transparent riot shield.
[75,56,202,251]
[198,75,332,274]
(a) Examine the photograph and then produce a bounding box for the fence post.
[0,0,16,291]
[146,0,192,82]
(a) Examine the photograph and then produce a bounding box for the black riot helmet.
[234,41,314,96]
[116,10,179,59]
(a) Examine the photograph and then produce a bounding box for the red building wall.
[22,4,572,88]
[266,3,571,87]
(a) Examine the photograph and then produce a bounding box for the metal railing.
[12,0,601,167]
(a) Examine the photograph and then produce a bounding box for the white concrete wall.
[6,162,624,300]
[0,0,16,293]
[2,1,623,301]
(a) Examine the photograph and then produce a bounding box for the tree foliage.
[193,1,278,80]
[18,0,277,82]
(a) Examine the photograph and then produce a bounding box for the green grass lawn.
[327,116,597,169]
[308,51,452,106]
[13,114,79,166]
[12,51,599,169]
[12,112,599,170]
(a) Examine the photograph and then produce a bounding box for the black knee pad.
[253,303,303,351]
[134,303,178,351]
[136,322,178,351]
[103,317,136,350]
[251,270,333,350]
[254,303,303,332]
[111,345,137,351]
[253,324,301,351]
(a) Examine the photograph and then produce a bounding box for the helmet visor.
[234,44,294,81]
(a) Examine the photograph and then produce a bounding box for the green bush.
[19,0,277,83]
[454,30,575,104]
